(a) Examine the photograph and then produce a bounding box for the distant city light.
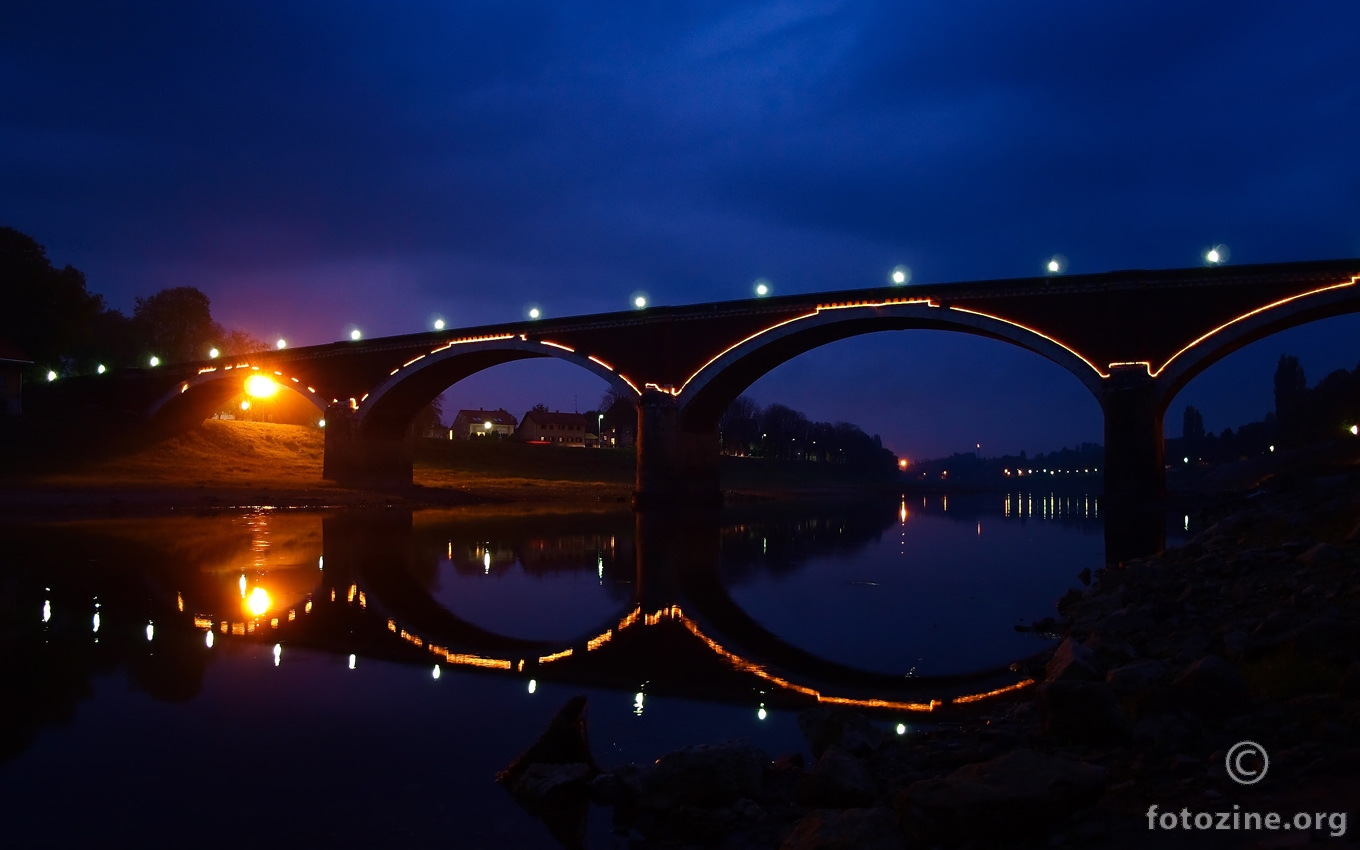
[96,364,106,374]
[896,723,907,735]
[431,665,441,680]
[349,329,362,341]
[528,307,541,320]
[348,654,357,670]
[433,318,445,330]
[145,623,154,641]
[754,278,771,296]
[891,266,910,285]
[45,370,56,382]
[757,705,767,721]
[274,644,282,666]
[1351,425,1358,436]
[244,375,279,398]
[528,679,537,694]
[276,339,287,349]
[318,419,326,428]
[205,630,214,648]
[149,356,160,367]
[209,348,219,359]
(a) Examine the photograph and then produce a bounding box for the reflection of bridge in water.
[2,504,1060,761]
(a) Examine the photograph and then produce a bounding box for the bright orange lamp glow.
[245,587,270,617]
[244,375,279,398]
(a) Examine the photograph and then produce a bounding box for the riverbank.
[500,458,1360,848]
[0,419,901,519]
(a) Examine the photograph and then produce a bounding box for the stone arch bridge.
[39,258,1360,555]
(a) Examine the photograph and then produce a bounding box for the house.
[0,339,32,417]
[450,408,518,439]
[516,409,589,446]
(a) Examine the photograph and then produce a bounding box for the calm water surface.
[1,494,1104,848]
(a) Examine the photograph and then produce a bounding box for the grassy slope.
[9,419,899,502]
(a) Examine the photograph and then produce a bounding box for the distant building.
[451,408,517,439]
[517,409,589,446]
[0,339,32,417]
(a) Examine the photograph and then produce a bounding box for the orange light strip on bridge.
[675,298,935,396]
[947,306,1109,378]
[538,648,574,664]
[1149,276,1359,377]
[588,355,614,371]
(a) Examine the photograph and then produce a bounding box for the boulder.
[509,762,592,804]
[1038,680,1129,744]
[800,745,879,807]
[899,749,1105,844]
[1105,659,1168,697]
[1046,636,1101,682]
[1170,655,1250,716]
[797,707,885,758]
[779,808,905,850]
[496,695,600,787]
[636,740,769,810]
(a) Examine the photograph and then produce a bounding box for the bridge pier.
[322,404,414,488]
[1101,367,1166,562]
[632,390,722,510]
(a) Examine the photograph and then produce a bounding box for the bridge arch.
[145,365,327,430]
[355,337,639,439]
[1151,276,1360,416]
[675,300,1107,432]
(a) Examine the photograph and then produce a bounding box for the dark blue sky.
[4,1,1359,458]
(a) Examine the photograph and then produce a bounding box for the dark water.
[0,494,1104,848]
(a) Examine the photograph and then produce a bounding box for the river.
[0,492,1119,848]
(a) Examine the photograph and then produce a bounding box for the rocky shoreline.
[500,467,1360,849]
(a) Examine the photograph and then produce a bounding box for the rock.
[779,808,905,850]
[1298,542,1338,567]
[734,798,767,823]
[665,804,731,845]
[797,707,885,758]
[636,740,768,810]
[1046,636,1101,682]
[509,762,592,804]
[899,749,1105,844]
[1105,659,1168,697]
[496,695,600,787]
[1038,681,1129,744]
[800,745,879,808]
[1170,655,1250,716]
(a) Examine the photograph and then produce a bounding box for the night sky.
[4,1,1359,459]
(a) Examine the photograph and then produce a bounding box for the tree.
[132,286,220,363]
[0,227,109,375]
[1274,354,1308,446]
[1182,405,1205,455]
[598,385,636,413]
[411,398,444,437]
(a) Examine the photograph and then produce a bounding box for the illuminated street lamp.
[149,356,160,367]
[1205,244,1230,265]
[349,329,362,341]
[754,278,771,296]
[1350,424,1358,436]
[528,307,541,320]
[96,364,105,374]
[1046,255,1067,275]
[434,318,445,330]
[209,348,220,359]
[276,339,287,349]
[891,266,910,285]
[45,370,57,382]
